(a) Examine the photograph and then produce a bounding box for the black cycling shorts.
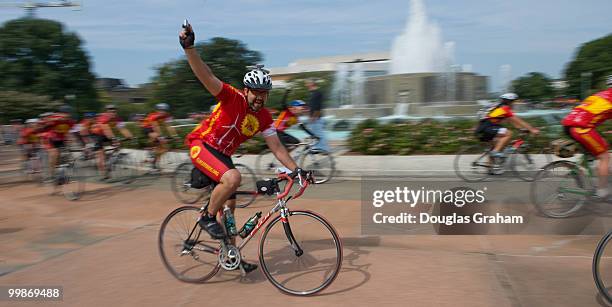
[93,134,112,151]
[475,121,503,142]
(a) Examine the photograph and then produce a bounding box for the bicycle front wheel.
[235,163,257,208]
[259,210,342,295]
[109,153,137,184]
[300,150,335,184]
[511,147,552,182]
[171,162,207,204]
[530,161,589,218]
[593,231,612,304]
[454,144,491,182]
[158,206,220,283]
[255,149,280,177]
[62,159,86,201]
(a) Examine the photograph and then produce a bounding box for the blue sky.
[1,0,611,91]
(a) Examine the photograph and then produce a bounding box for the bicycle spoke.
[259,211,341,295]
[159,206,219,283]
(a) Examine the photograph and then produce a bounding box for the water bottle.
[223,206,237,236]
[239,212,262,238]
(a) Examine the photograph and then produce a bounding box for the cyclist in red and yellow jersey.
[91,105,133,179]
[274,100,309,149]
[141,103,178,170]
[41,105,75,177]
[18,118,42,163]
[562,76,612,198]
[476,93,539,169]
[180,22,311,271]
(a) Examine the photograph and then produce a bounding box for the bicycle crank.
[218,244,241,271]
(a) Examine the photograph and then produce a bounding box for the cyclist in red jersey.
[41,105,75,177]
[141,103,178,170]
[91,105,133,179]
[561,76,612,198]
[18,119,42,163]
[180,22,312,272]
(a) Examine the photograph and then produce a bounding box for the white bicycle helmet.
[500,93,518,101]
[156,102,170,111]
[243,64,272,90]
[606,75,612,87]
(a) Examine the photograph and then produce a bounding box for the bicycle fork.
[280,208,303,257]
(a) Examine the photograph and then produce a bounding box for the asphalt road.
[1,172,611,306]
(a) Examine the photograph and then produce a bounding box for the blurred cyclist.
[42,105,75,178]
[90,105,133,179]
[140,103,178,170]
[475,93,539,171]
[180,21,312,272]
[274,99,304,149]
[561,75,612,199]
[18,119,42,167]
[70,112,96,149]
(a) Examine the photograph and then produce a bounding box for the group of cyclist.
[8,19,612,275]
[478,76,612,199]
[16,103,179,180]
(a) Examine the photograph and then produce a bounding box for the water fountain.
[390,0,450,74]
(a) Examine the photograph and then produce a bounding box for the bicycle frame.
[187,173,310,256]
[237,173,309,252]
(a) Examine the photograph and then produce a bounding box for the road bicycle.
[141,136,186,174]
[593,229,612,304]
[454,129,551,182]
[47,146,85,201]
[159,171,343,295]
[170,160,257,208]
[530,143,608,218]
[256,125,335,184]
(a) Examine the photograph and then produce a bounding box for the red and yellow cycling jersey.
[42,113,75,141]
[141,111,171,129]
[562,89,612,128]
[273,109,298,132]
[18,128,40,145]
[79,118,95,133]
[91,112,123,135]
[187,83,274,156]
[485,105,514,124]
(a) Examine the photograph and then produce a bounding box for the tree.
[0,91,61,123]
[151,37,262,117]
[564,34,612,97]
[0,18,99,113]
[511,72,554,102]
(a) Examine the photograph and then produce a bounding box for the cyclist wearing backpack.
[475,93,540,169]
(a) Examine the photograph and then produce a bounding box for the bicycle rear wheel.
[454,144,491,182]
[593,231,612,304]
[530,161,589,218]
[235,163,257,208]
[259,210,342,295]
[158,206,220,283]
[171,162,207,204]
[300,150,335,184]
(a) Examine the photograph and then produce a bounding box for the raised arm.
[179,21,223,96]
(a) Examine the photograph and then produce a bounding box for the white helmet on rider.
[156,102,170,111]
[243,64,272,91]
[606,75,612,87]
[500,93,519,101]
